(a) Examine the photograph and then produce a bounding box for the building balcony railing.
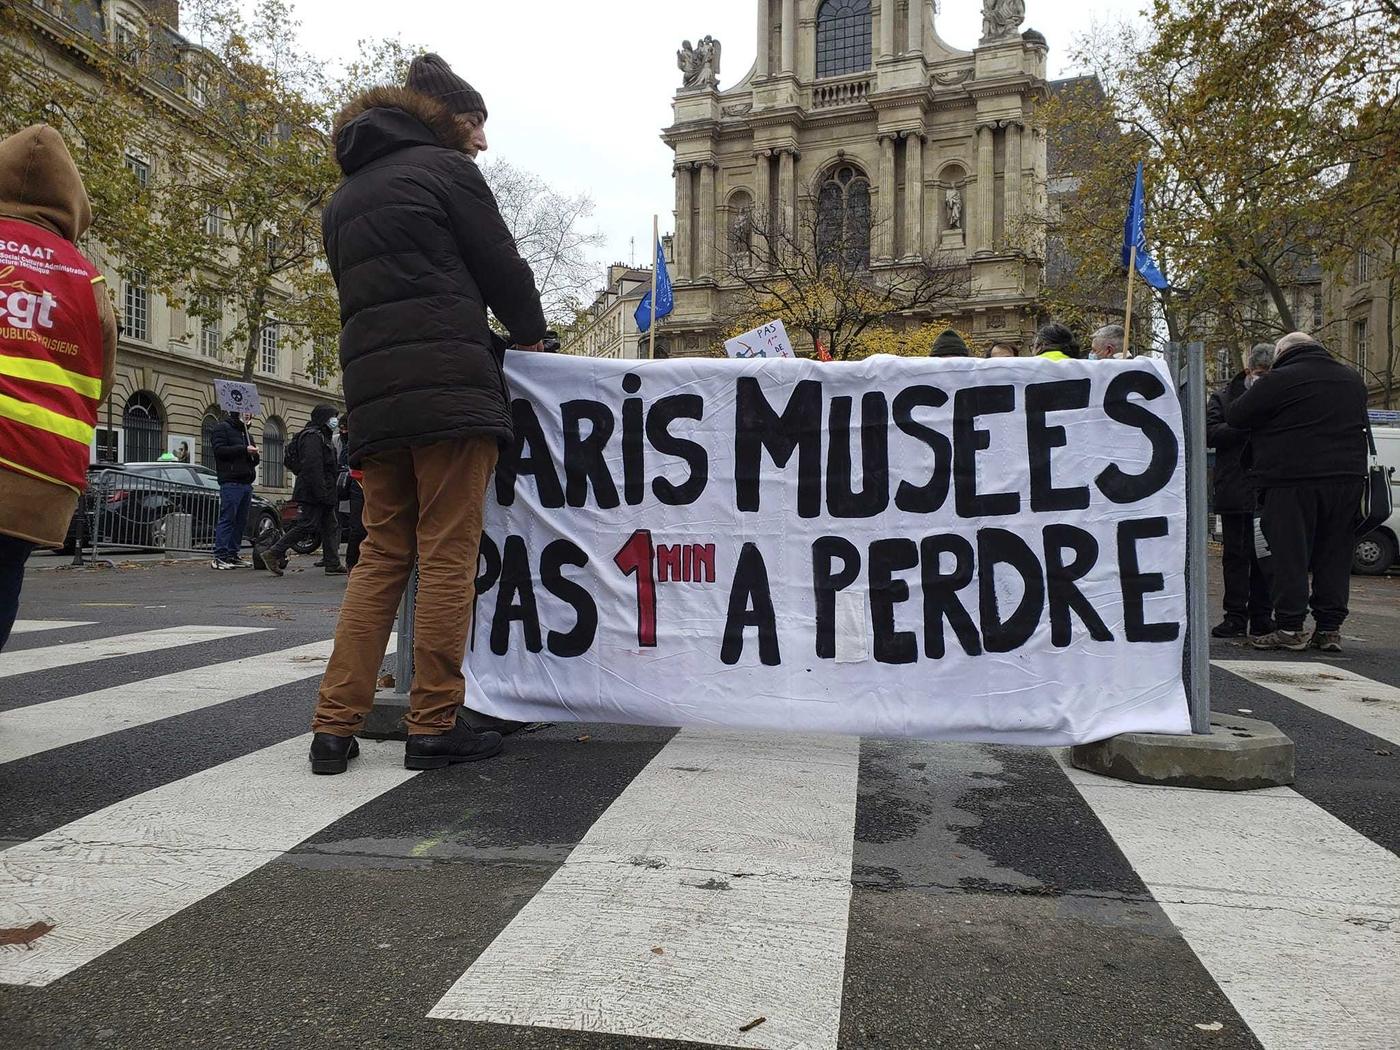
[811,74,874,110]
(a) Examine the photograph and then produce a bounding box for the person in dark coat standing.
[304,54,551,776]
[338,414,366,570]
[209,411,260,570]
[260,404,345,577]
[1206,344,1274,638]
[1225,331,1369,652]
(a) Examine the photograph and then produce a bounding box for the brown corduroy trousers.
[312,437,498,737]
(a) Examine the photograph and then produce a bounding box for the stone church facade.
[661,0,1052,356]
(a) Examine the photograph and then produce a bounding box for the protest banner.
[465,353,1189,745]
[213,379,261,415]
[724,319,795,359]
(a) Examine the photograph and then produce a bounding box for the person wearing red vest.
[0,125,118,650]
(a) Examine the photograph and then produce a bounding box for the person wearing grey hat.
[305,52,550,775]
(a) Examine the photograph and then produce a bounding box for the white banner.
[466,352,1189,745]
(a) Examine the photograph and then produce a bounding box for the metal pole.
[393,561,416,696]
[1185,341,1212,734]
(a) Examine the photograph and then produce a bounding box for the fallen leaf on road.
[651,947,664,955]
[1372,749,1393,757]
[0,921,55,949]
[739,1017,766,1033]
[576,734,591,743]
[291,655,326,663]
[1194,1022,1223,1032]
[377,673,395,689]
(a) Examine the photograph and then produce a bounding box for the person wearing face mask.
[1089,324,1125,360]
[1205,343,1275,639]
[259,403,345,577]
[300,53,550,775]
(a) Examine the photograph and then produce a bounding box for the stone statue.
[945,188,963,230]
[981,0,1026,42]
[678,35,721,90]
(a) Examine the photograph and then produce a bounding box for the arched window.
[816,0,872,79]
[122,391,164,462]
[200,406,223,467]
[816,164,871,270]
[262,417,286,488]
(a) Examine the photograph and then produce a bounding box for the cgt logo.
[0,268,58,331]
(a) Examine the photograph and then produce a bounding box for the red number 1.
[614,529,657,647]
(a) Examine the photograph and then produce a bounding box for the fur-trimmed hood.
[331,86,473,176]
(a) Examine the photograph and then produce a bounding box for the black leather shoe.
[309,733,360,775]
[1211,618,1246,638]
[324,564,348,576]
[404,717,503,770]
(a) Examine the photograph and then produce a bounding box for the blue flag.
[634,238,674,334]
[1122,162,1169,291]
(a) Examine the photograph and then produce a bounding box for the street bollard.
[1184,341,1212,735]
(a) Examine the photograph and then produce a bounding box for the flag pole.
[1123,242,1137,357]
[648,214,658,361]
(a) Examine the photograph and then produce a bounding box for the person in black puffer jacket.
[208,411,260,569]
[1226,332,1369,652]
[1205,344,1275,638]
[305,54,551,776]
[261,404,344,577]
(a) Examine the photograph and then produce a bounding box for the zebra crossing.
[2,619,1398,1049]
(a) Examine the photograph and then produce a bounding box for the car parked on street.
[62,462,282,554]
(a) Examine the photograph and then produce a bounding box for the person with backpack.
[258,404,345,576]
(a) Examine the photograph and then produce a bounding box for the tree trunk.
[1386,259,1396,410]
[242,293,265,382]
[1253,262,1296,333]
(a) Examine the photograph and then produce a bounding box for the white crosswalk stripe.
[1215,660,1400,746]
[0,735,417,987]
[7,620,97,635]
[2,622,1398,1049]
[0,625,266,678]
[0,636,394,765]
[430,730,860,1049]
[1058,756,1400,1050]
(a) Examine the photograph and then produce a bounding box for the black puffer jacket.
[1205,371,1255,514]
[208,414,259,485]
[1225,342,1368,488]
[324,86,547,467]
[291,407,339,506]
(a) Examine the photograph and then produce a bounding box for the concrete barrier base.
[1069,715,1294,791]
[361,692,528,741]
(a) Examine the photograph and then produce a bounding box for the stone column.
[699,161,717,278]
[877,133,896,262]
[781,0,795,73]
[756,0,769,78]
[753,150,772,257]
[907,0,923,53]
[880,0,896,59]
[675,162,694,280]
[974,123,995,254]
[1004,121,1023,246]
[903,132,923,260]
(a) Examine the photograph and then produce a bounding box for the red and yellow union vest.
[0,217,105,492]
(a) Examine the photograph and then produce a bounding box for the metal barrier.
[79,468,224,563]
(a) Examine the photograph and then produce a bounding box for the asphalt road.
[1,550,1397,1050]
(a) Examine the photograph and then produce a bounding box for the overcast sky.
[293,0,1144,281]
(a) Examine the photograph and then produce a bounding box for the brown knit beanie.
[405,53,487,119]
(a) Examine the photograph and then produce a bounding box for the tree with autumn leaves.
[1040,0,1399,397]
[0,0,601,382]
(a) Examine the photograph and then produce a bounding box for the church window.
[816,0,873,79]
[816,165,871,270]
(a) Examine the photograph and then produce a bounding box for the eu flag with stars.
[1122,162,1169,291]
[634,238,674,334]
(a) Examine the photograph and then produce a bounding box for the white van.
[1354,424,1400,575]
